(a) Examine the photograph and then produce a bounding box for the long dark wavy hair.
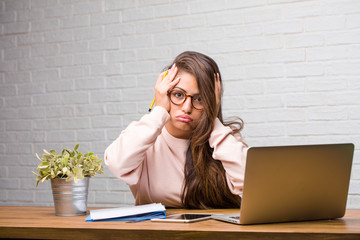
[167,51,246,209]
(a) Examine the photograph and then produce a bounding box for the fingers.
[166,63,178,83]
[215,72,220,85]
[214,73,221,93]
[156,64,180,93]
[214,73,221,113]
[168,77,181,91]
[157,64,178,84]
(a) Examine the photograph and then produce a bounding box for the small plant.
[33,144,104,186]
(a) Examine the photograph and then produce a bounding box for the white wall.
[0,0,359,208]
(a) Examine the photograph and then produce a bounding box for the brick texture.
[0,0,359,209]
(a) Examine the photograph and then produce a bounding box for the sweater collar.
[162,126,190,149]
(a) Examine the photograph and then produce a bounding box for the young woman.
[105,51,248,209]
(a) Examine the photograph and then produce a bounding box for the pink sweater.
[104,106,248,208]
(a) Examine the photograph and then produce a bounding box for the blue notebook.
[85,203,166,222]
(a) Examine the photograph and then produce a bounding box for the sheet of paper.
[89,203,165,221]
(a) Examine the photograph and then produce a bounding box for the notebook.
[86,203,165,222]
[212,143,354,225]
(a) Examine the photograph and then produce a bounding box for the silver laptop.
[212,143,354,225]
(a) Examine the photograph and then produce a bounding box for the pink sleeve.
[209,118,248,195]
[104,106,169,185]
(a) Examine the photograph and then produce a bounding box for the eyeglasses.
[168,88,203,110]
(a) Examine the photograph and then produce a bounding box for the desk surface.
[0,206,360,240]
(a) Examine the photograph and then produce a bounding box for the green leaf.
[41,176,48,182]
[74,143,79,151]
[49,149,58,155]
[35,153,42,161]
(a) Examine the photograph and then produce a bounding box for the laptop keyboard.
[230,216,240,220]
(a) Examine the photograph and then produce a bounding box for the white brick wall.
[0,0,359,208]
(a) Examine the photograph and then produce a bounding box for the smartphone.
[151,213,212,223]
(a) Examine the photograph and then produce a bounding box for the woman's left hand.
[214,73,221,116]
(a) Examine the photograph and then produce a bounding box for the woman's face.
[165,71,203,139]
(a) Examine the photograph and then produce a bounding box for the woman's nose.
[181,96,193,112]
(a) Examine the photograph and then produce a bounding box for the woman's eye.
[174,92,184,98]
[194,96,202,103]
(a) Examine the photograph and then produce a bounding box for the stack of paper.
[86,203,166,222]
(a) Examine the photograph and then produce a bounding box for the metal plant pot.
[51,177,89,216]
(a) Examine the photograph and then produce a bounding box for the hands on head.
[154,64,180,112]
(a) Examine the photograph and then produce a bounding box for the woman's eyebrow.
[173,87,187,92]
[173,87,200,95]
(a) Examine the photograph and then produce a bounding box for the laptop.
[212,143,354,225]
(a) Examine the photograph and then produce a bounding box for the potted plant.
[33,144,104,216]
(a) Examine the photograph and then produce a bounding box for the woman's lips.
[176,115,193,123]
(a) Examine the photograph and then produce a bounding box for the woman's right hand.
[154,64,181,112]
